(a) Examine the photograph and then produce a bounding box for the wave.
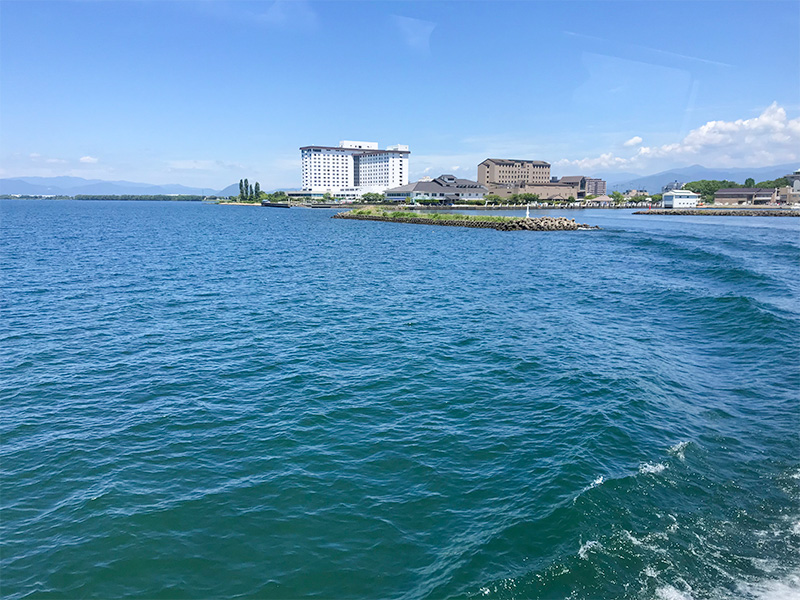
[639,462,668,475]
[668,441,691,461]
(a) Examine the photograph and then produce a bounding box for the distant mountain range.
[2,163,797,197]
[605,163,797,194]
[0,176,222,196]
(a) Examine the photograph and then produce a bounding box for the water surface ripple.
[2,201,798,599]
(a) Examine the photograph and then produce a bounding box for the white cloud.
[46,158,68,164]
[623,136,643,147]
[29,153,41,159]
[556,102,800,172]
[80,156,98,164]
[392,15,436,53]
[167,159,245,172]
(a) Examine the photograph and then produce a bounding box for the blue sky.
[1,0,798,189]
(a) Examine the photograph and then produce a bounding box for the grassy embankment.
[347,207,514,223]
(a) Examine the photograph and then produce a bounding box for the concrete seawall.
[332,213,599,231]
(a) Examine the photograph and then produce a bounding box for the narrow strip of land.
[634,209,799,217]
[332,209,599,231]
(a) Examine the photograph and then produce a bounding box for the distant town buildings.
[478,159,550,186]
[663,189,699,208]
[385,175,486,203]
[662,180,684,194]
[784,167,800,204]
[477,159,607,201]
[300,140,409,199]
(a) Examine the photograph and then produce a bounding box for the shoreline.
[634,209,799,217]
[332,209,599,231]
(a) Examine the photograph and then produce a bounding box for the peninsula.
[332,208,599,231]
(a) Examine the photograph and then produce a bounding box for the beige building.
[714,188,778,205]
[486,181,580,201]
[478,159,550,186]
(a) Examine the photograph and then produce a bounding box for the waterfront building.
[478,159,550,186]
[784,168,800,204]
[714,188,778,205]
[384,175,486,204]
[559,176,589,199]
[586,178,607,196]
[662,180,684,194]
[486,181,581,201]
[300,140,410,200]
[663,189,700,208]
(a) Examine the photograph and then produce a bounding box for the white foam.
[590,475,604,488]
[668,441,691,461]
[656,585,695,600]
[640,462,668,475]
[732,569,800,600]
[578,540,600,560]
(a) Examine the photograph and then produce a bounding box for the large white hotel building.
[300,140,410,199]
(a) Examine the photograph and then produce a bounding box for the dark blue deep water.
[2,200,799,599]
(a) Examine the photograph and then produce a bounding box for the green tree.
[683,179,740,202]
[517,193,539,204]
[238,179,244,201]
[243,179,250,201]
[744,178,755,188]
[360,192,386,203]
[254,182,261,200]
[610,191,625,203]
[755,177,789,188]
[322,192,333,203]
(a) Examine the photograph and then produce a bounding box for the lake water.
[2,200,799,599]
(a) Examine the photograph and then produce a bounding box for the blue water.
[2,200,799,599]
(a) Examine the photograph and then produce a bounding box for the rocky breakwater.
[634,209,799,217]
[332,211,599,231]
[495,216,599,231]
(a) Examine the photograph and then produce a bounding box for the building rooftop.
[481,158,550,166]
[300,145,410,155]
[387,175,486,194]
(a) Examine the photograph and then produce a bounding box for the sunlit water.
[2,200,798,599]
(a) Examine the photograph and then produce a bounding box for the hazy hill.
[608,163,797,193]
[0,177,219,196]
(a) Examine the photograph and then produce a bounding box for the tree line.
[682,177,790,202]
[237,179,263,202]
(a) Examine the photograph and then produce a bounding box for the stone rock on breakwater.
[332,213,600,231]
[634,209,799,217]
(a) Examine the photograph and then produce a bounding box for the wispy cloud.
[623,136,643,147]
[392,15,436,53]
[79,156,98,164]
[258,0,318,30]
[167,159,244,172]
[555,102,800,171]
[564,31,733,68]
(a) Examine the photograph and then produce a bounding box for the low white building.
[663,189,699,208]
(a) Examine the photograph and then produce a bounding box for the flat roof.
[300,145,410,155]
[481,158,550,166]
